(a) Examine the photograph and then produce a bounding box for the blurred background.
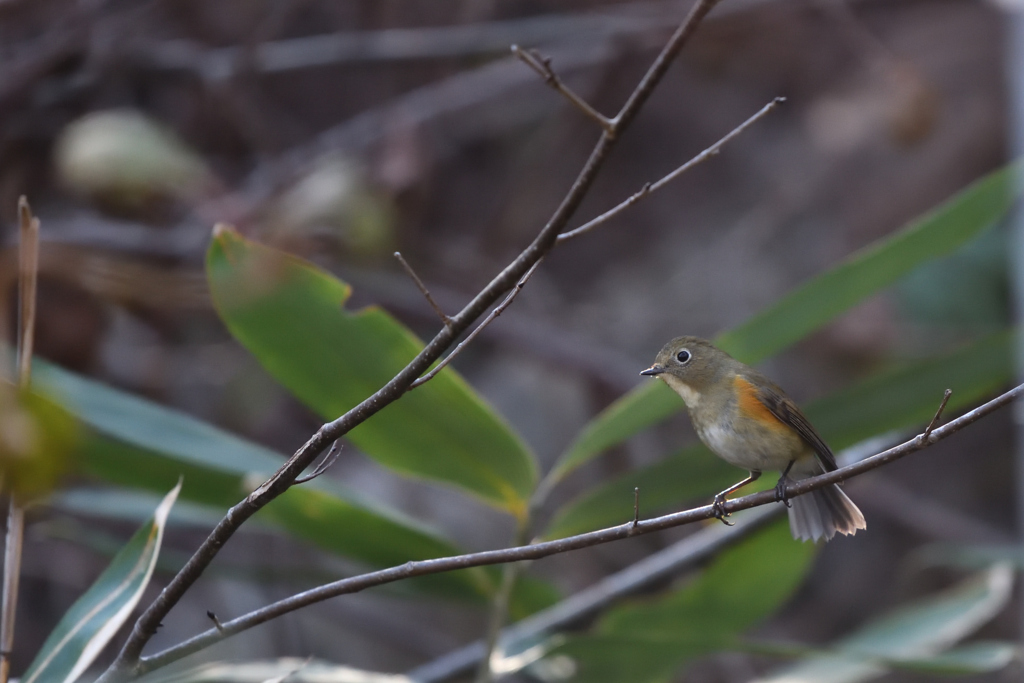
[1,0,1019,681]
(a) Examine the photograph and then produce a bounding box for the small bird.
[641,336,865,542]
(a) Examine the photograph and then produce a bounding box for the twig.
[557,96,785,244]
[409,259,543,389]
[293,442,343,485]
[99,3,725,679]
[632,487,641,528]
[15,198,39,390]
[923,388,952,439]
[1,197,39,683]
[512,45,614,133]
[133,384,1023,674]
[206,612,225,634]
[394,252,451,328]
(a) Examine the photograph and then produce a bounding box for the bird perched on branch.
[641,336,865,541]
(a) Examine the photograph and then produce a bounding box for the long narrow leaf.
[753,564,1014,683]
[32,362,504,603]
[547,521,816,683]
[551,164,1020,481]
[22,481,181,683]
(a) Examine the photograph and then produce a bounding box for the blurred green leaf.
[546,330,1013,538]
[0,380,77,503]
[755,564,1013,682]
[206,226,537,517]
[22,482,181,683]
[551,164,1020,482]
[899,226,1009,330]
[549,521,816,683]
[33,362,499,603]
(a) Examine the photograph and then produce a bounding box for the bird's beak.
[640,364,664,377]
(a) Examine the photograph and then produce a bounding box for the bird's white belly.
[696,420,803,473]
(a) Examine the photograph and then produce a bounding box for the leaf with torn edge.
[206,226,537,518]
[21,481,181,683]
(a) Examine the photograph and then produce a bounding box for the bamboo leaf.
[550,164,1020,482]
[753,565,1014,682]
[21,481,181,683]
[206,226,537,517]
[32,362,502,603]
[549,521,816,683]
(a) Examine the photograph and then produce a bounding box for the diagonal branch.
[99,2,725,679]
[133,385,1023,675]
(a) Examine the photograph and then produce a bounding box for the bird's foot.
[774,475,793,508]
[711,493,735,526]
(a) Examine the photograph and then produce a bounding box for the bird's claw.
[774,475,793,508]
[711,494,735,526]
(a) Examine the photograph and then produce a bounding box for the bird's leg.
[711,471,761,526]
[774,460,795,507]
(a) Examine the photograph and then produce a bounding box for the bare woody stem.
[1,197,40,683]
[100,2,725,679]
[133,384,1022,674]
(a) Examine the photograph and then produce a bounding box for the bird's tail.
[788,483,866,542]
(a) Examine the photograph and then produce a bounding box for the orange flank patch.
[733,376,789,433]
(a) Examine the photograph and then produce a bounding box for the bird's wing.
[754,381,838,471]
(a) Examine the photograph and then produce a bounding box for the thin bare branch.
[394,252,451,328]
[557,96,785,244]
[632,487,641,528]
[410,259,543,390]
[135,385,1023,674]
[512,45,614,133]
[293,442,343,485]
[923,388,952,439]
[101,4,725,679]
[1,196,39,683]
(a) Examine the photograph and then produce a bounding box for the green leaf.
[756,564,1013,682]
[546,330,1013,538]
[32,362,500,603]
[206,226,537,517]
[550,521,817,683]
[551,164,1020,482]
[22,481,181,683]
[0,381,78,503]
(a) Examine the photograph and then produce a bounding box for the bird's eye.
[676,349,691,364]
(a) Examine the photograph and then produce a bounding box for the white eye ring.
[676,349,691,364]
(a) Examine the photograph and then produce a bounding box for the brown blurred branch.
[98,2,725,679]
[1,197,39,683]
[137,384,1024,673]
